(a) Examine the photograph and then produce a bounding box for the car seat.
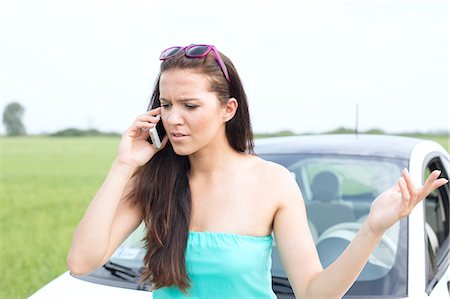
[306,171,356,235]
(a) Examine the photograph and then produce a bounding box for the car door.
[423,154,450,298]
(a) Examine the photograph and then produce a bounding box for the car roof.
[254,134,423,159]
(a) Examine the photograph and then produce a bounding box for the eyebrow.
[159,97,201,103]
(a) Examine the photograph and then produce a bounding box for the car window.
[261,154,408,297]
[424,156,449,292]
[290,157,401,276]
[110,222,146,269]
[75,222,150,291]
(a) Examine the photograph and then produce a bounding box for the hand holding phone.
[116,108,165,168]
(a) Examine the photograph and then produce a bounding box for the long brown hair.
[126,49,254,292]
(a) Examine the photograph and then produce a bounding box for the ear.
[223,98,238,122]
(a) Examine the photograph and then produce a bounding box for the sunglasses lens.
[185,45,210,57]
[159,44,230,83]
[160,47,182,60]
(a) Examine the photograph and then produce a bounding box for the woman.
[67,44,448,298]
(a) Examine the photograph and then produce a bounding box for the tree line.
[1,102,120,137]
[2,101,448,138]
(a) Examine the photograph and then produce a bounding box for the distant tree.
[254,130,297,139]
[2,102,26,136]
[327,127,354,134]
[365,128,385,134]
[49,128,120,137]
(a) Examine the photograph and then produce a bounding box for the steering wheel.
[317,222,397,271]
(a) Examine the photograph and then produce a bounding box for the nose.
[164,107,184,126]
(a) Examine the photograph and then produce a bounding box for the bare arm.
[273,168,447,299]
[67,160,142,275]
[67,108,167,275]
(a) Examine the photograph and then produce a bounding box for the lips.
[170,132,189,142]
[172,132,186,137]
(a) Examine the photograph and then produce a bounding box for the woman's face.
[159,69,232,156]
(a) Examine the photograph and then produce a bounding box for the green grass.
[399,134,449,152]
[0,136,120,298]
[0,134,448,298]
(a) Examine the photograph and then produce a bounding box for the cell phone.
[149,118,162,148]
[146,103,166,148]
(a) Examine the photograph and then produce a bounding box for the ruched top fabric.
[152,231,276,299]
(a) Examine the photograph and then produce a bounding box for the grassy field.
[0,136,120,298]
[399,133,449,152]
[0,134,448,298]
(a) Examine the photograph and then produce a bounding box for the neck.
[188,135,242,179]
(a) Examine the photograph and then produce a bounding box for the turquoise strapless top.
[152,231,276,299]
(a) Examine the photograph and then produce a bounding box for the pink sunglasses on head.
[159,44,230,83]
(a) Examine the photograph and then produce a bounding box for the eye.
[185,104,198,110]
[160,103,171,109]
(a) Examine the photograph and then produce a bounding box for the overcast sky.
[0,0,448,135]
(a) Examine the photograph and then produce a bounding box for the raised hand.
[367,169,448,235]
[115,107,168,169]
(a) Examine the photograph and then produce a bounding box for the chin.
[170,143,194,156]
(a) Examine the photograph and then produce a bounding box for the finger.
[430,178,449,190]
[420,170,442,198]
[402,169,417,205]
[134,121,155,131]
[398,177,411,208]
[136,114,161,124]
[146,107,162,116]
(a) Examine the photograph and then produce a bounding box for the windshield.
[88,154,408,297]
[262,153,408,297]
[109,222,146,269]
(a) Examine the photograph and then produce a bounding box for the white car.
[30,135,450,298]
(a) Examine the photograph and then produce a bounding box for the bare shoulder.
[248,155,291,178]
[247,155,301,199]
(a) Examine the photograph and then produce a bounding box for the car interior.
[271,158,402,282]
